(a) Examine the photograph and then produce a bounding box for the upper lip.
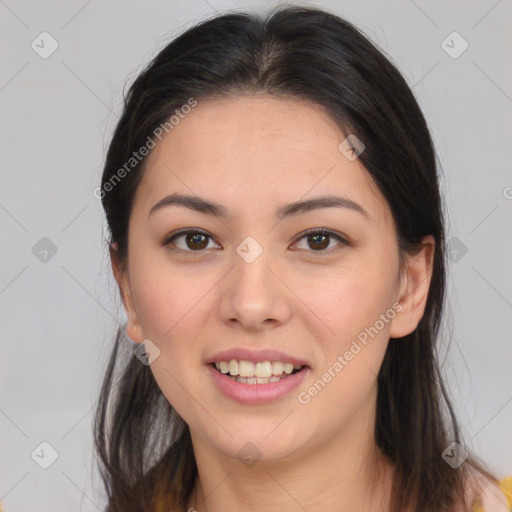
[206,348,310,367]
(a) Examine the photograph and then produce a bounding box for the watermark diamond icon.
[447,236,468,263]
[236,236,263,264]
[32,237,58,263]
[441,441,468,468]
[133,339,161,365]
[441,31,468,59]
[31,31,59,59]
[31,441,59,469]
[338,134,365,161]
[237,442,262,468]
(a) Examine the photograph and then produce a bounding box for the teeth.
[228,360,239,376]
[239,360,255,378]
[234,375,287,384]
[255,361,272,378]
[271,361,283,375]
[214,359,304,379]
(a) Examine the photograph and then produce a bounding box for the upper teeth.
[214,360,302,378]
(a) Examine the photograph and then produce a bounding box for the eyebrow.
[148,192,369,220]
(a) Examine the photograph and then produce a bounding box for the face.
[114,95,433,465]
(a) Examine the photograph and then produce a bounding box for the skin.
[111,95,435,512]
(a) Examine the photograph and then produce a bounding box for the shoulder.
[468,475,512,512]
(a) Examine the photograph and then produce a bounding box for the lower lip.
[207,364,309,405]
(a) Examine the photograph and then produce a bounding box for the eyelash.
[162,228,349,256]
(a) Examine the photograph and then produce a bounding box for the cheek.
[303,257,399,407]
[303,262,397,344]
[129,264,207,417]
[298,272,396,426]
[129,253,209,339]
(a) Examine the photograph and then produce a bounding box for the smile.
[207,361,309,404]
[212,359,304,385]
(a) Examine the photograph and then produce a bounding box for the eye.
[163,229,219,254]
[163,228,349,255]
[292,229,349,254]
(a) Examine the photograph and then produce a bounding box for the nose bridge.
[219,233,289,328]
[232,234,274,296]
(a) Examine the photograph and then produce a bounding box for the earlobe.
[124,319,144,344]
[389,235,435,339]
[109,243,144,343]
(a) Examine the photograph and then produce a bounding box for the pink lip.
[206,348,310,367]
[207,364,310,405]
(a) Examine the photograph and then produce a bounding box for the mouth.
[209,360,308,385]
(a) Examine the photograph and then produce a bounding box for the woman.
[93,6,511,512]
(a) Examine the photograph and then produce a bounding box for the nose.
[218,241,292,332]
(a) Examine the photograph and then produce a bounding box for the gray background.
[1,0,511,509]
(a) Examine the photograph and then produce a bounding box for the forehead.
[133,95,390,225]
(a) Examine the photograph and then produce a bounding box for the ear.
[110,243,144,343]
[389,235,435,339]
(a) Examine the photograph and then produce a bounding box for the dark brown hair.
[94,5,498,511]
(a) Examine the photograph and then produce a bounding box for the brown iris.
[186,232,208,250]
[308,233,329,250]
